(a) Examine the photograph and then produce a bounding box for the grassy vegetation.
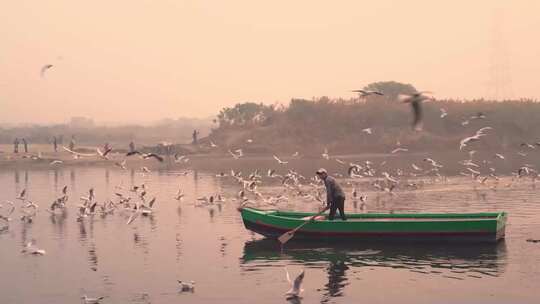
[209,97,540,154]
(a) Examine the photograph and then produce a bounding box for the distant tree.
[217,102,275,127]
[363,81,417,101]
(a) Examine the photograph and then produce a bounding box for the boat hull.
[241,208,507,243]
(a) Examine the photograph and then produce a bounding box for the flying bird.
[399,91,433,131]
[285,268,305,299]
[459,127,492,150]
[40,64,53,78]
[391,147,408,154]
[470,112,486,120]
[322,148,330,160]
[440,108,448,118]
[273,155,288,165]
[411,164,422,171]
[143,153,164,162]
[97,147,112,160]
[352,89,384,97]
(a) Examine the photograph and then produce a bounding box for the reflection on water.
[0,166,539,304]
[241,239,507,279]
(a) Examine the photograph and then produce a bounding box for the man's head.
[316,168,328,180]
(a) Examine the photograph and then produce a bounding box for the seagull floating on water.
[21,239,46,255]
[177,280,195,292]
[81,295,105,304]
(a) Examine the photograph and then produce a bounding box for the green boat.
[241,207,507,243]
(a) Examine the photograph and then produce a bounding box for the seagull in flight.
[17,189,27,201]
[125,151,164,162]
[399,91,433,131]
[352,89,384,97]
[362,128,372,135]
[459,127,492,150]
[114,159,127,170]
[273,155,288,165]
[285,268,305,299]
[391,147,408,154]
[470,112,486,120]
[174,188,185,201]
[228,149,243,159]
[62,146,96,158]
[520,142,536,150]
[40,64,53,78]
[97,147,112,160]
[322,148,330,160]
[440,108,448,118]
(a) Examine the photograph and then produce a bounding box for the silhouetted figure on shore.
[69,136,76,151]
[53,136,58,152]
[13,138,19,153]
[129,141,135,153]
[22,138,28,153]
[192,130,199,144]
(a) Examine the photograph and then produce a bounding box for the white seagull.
[81,295,105,304]
[40,64,53,78]
[177,280,195,292]
[21,239,46,255]
[273,155,288,165]
[440,108,448,118]
[322,148,330,160]
[285,268,305,299]
[459,127,492,150]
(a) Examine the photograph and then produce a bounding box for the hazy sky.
[1,0,539,124]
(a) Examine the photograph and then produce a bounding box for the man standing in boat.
[316,168,347,221]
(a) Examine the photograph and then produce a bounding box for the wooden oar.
[278,206,329,245]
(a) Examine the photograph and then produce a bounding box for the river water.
[0,165,539,304]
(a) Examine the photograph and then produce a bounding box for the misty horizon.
[2,1,540,124]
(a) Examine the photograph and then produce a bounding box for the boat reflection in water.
[241,239,507,302]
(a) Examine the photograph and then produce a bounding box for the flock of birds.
[0,169,312,301]
[3,76,540,301]
[3,128,540,301]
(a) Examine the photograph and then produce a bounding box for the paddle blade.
[278,231,294,245]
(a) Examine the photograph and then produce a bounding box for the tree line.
[210,82,540,153]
